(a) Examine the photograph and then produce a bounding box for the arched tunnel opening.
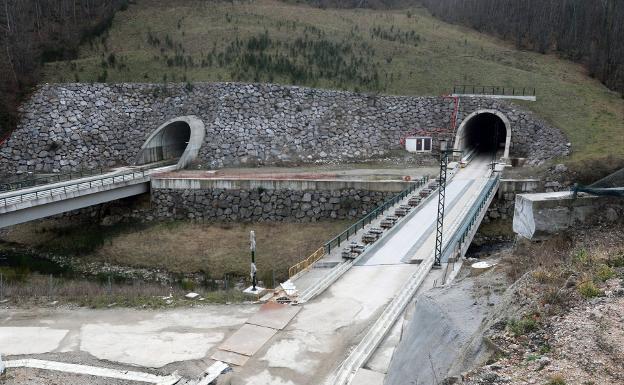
[457,112,509,157]
[136,121,191,166]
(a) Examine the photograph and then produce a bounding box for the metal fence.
[0,169,148,207]
[288,247,325,279]
[286,175,430,279]
[324,176,429,254]
[442,173,501,264]
[0,167,108,193]
[452,85,536,97]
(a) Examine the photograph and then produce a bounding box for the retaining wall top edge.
[150,177,411,192]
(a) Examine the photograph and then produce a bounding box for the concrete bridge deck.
[226,155,498,385]
[0,165,175,228]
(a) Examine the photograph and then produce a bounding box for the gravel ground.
[462,290,624,385]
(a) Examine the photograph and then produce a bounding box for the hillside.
[42,0,624,163]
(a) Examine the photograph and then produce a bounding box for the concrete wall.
[150,178,406,222]
[513,192,624,239]
[0,83,569,174]
[484,179,542,221]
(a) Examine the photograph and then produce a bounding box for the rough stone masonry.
[0,82,569,174]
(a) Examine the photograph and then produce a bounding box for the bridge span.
[215,155,500,385]
[0,164,175,228]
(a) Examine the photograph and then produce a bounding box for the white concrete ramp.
[231,156,500,385]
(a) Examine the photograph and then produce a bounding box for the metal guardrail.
[324,176,429,254]
[288,175,430,280]
[441,173,501,263]
[288,247,325,279]
[453,85,536,97]
[0,169,148,208]
[0,167,108,192]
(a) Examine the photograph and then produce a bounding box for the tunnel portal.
[136,116,205,169]
[454,110,511,159]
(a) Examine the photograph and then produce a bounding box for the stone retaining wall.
[0,82,569,174]
[151,187,396,222]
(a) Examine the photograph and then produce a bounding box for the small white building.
[404,136,432,153]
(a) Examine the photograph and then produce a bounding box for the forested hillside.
[0,0,127,137]
[417,0,624,97]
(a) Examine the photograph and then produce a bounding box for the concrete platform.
[218,324,277,357]
[246,303,301,330]
[513,191,623,239]
[211,350,250,366]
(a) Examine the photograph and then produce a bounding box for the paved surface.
[229,157,494,385]
[0,306,257,370]
[0,158,493,385]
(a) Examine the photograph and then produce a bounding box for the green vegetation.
[507,316,539,336]
[2,219,352,283]
[577,280,602,299]
[42,0,624,162]
[547,375,567,385]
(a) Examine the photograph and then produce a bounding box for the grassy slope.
[43,0,623,162]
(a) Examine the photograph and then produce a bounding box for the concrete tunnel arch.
[454,109,512,159]
[135,116,205,169]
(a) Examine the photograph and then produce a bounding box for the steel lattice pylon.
[433,151,449,267]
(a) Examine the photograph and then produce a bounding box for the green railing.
[324,175,429,254]
[442,173,501,261]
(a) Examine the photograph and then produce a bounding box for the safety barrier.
[288,247,325,279]
[0,169,148,208]
[453,85,536,97]
[1,167,108,192]
[324,176,429,254]
[287,175,430,279]
[441,173,501,264]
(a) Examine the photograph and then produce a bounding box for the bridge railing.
[0,167,108,193]
[287,175,430,279]
[452,85,536,97]
[441,173,501,265]
[0,169,148,208]
[324,176,429,254]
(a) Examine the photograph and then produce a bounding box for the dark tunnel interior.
[463,113,507,155]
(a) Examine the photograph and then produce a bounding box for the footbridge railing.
[0,169,149,208]
[441,173,501,281]
[324,176,428,254]
[452,85,536,97]
[288,176,429,279]
[0,167,108,193]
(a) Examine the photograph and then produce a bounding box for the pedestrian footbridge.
[0,165,174,228]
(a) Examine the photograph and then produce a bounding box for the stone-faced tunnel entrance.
[454,110,511,159]
[135,116,205,169]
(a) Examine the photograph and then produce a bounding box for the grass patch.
[507,316,539,336]
[40,0,624,162]
[595,264,616,282]
[577,280,602,299]
[547,375,567,385]
[0,272,246,308]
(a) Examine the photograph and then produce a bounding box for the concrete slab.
[0,327,69,355]
[80,323,224,367]
[219,324,277,357]
[211,350,249,366]
[246,303,301,330]
[0,306,256,368]
[351,368,385,385]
